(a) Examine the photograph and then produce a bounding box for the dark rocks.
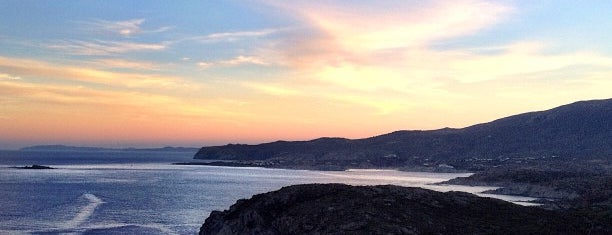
[200,184,607,235]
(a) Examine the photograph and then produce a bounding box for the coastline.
[173,161,545,206]
[178,158,611,212]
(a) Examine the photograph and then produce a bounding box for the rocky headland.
[200,184,609,235]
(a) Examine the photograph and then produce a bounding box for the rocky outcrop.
[200,184,607,235]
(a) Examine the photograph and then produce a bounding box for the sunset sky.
[1,1,612,149]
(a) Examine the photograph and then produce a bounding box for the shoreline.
[173,161,544,206]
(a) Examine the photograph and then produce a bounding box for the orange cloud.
[234,0,612,129]
[220,55,269,66]
[0,72,21,80]
[265,0,512,68]
[0,56,194,90]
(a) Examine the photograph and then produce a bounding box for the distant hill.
[21,145,199,152]
[200,184,607,234]
[194,98,612,171]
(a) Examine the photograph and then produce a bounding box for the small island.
[11,165,55,170]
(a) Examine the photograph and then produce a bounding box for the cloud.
[234,0,612,119]
[242,82,301,96]
[0,56,195,90]
[220,56,269,66]
[48,40,168,55]
[256,0,612,91]
[0,73,21,80]
[89,58,161,70]
[263,0,512,67]
[447,42,612,83]
[42,19,172,56]
[197,61,213,68]
[83,18,171,37]
[190,28,280,43]
[196,55,269,69]
[0,80,120,106]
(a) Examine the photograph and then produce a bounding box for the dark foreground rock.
[200,184,608,235]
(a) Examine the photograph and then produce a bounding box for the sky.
[1,0,612,149]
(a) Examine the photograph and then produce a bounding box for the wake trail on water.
[62,193,104,230]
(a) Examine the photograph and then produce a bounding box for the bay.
[0,150,536,234]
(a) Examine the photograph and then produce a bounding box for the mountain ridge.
[194,98,612,171]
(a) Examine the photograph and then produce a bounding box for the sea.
[0,150,538,235]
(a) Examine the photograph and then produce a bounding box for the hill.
[199,184,608,234]
[194,98,612,171]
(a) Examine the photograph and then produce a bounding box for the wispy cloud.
[0,73,21,80]
[447,41,612,83]
[0,80,185,113]
[0,56,194,90]
[89,58,162,70]
[197,61,213,68]
[0,80,120,106]
[237,0,612,121]
[265,0,512,68]
[220,55,269,66]
[251,0,515,92]
[242,82,301,96]
[82,18,172,37]
[48,40,168,55]
[190,28,280,43]
[196,55,270,69]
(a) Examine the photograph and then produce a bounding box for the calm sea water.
[0,150,537,234]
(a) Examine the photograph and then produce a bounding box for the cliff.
[200,184,608,234]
